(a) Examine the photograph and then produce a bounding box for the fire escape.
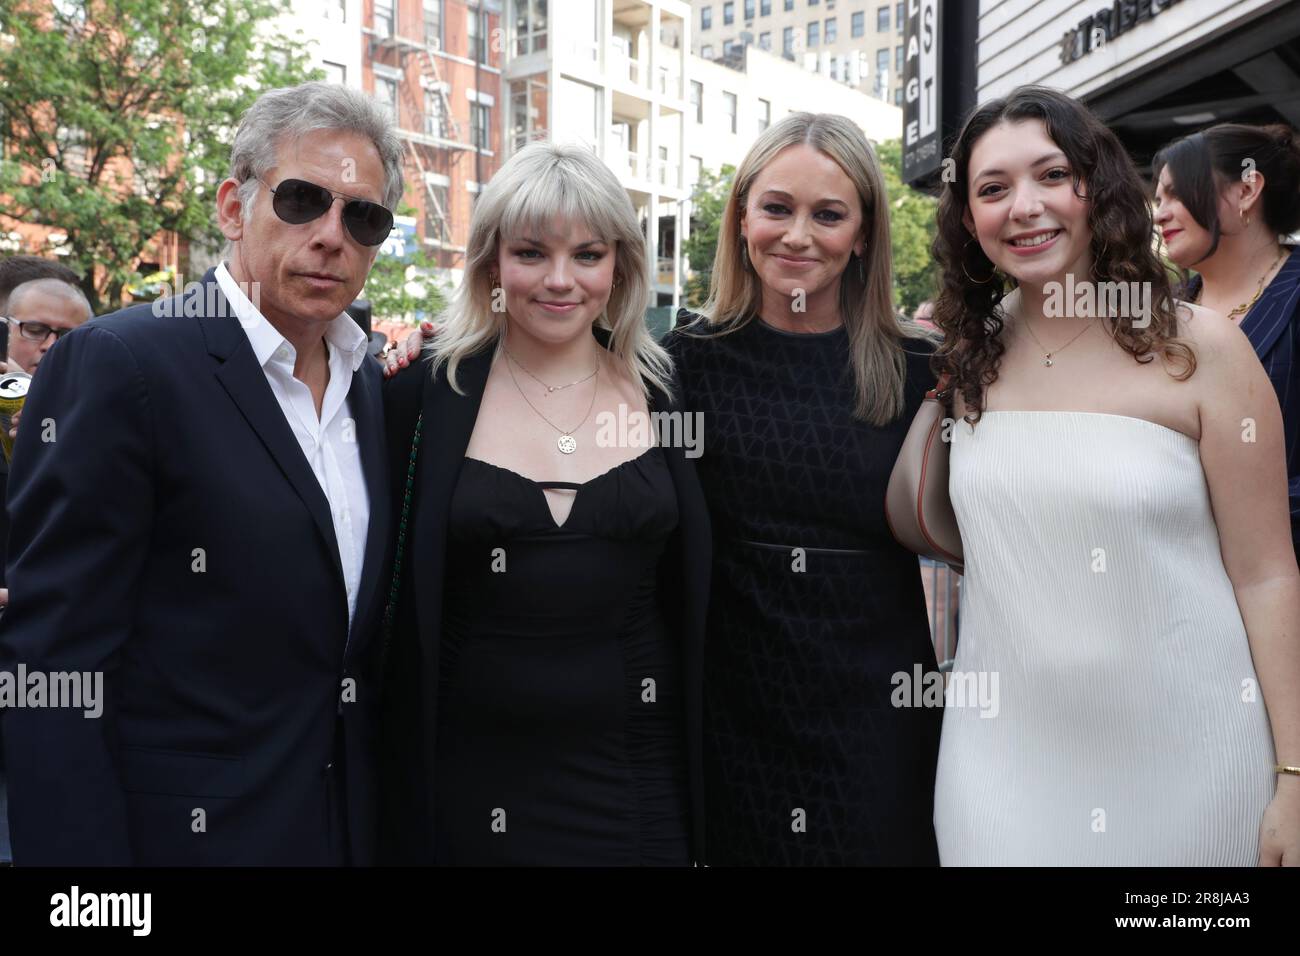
[366,18,475,257]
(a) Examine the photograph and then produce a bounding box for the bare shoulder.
[1170,299,1252,358]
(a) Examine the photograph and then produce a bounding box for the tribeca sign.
[1059,0,1188,66]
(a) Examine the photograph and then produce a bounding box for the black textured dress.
[665,314,942,866]
[433,449,690,865]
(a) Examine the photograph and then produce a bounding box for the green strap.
[381,412,423,665]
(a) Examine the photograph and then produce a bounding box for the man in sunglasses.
[0,82,402,867]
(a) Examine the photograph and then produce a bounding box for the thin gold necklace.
[503,345,598,395]
[504,354,599,455]
[1019,318,1094,367]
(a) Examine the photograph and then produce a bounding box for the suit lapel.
[1242,248,1300,360]
[197,273,344,584]
[410,349,492,646]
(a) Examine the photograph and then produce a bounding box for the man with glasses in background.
[0,266,92,377]
[0,256,88,867]
[0,82,400,866]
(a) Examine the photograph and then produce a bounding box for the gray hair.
[228,81,405,221]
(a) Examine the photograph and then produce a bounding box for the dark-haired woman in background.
[930,86,1300,865]
[1154,123,1300,560]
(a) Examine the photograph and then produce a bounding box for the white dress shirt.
[216,262,371,632]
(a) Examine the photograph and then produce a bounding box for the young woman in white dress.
[929,86,1300,865]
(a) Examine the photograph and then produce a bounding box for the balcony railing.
[657,66,682,99]
[621,149,644,180]
[657,159,679,189]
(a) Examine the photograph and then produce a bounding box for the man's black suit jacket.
[0,269,391,865]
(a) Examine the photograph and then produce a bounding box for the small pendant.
[1044,355,1054,367]
[558,434,577,454]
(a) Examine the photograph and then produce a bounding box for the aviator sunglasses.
[258,177,394,246]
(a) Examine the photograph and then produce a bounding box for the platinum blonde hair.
[429,141,672,399]
[228,81,405,222]
[697,112,934,425]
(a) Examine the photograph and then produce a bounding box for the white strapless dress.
[933,411,1275,866]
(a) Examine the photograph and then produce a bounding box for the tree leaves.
[0,0,318,312]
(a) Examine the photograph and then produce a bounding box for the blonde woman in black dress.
[378,143,711,865]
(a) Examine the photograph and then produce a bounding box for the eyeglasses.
[258,177,395,247]
[4,317,73,343]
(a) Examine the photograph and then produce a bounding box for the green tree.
[682,164,735,309]
[0,0,318,312]
[362,200,448,324]
[876,138,939,316]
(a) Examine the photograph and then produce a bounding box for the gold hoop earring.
[1240,207,1251,228]
[962,238,997,285]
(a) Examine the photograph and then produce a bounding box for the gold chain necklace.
[504,352,599,455]
[503,345,598,396]
[1019,318,1094,367]
[1215,248,1288,322]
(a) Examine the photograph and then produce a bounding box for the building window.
[425,89,444,138]
[895,44,903,74]
[701,43,714,58]
[782,25,794,56]
[515,0,548,55]
[424,0,442,49]
[375,76,397,124]
[758,31,770,50]
[825,17,836,43]
[701,5,711,30]
[689,155,703,188]
[809,0,818,6]
[876,48,889,95]
[324,0,345,22]
[723,2,733,25]
[757,98,770,133]
[894,87,903,105]
[784,0,793,10]
[896,1,905,32]
[690,80,703,122]
[761,0,771,14]
[877,6,889,32]
[373,2,394,38]
[322,60,346,85]
[851,10,864,37]
[745,0,755,19]
[424,182,450,241]
[467,9,484,62]
[471,102,490,150]
[723,91,737,134]
[807,20,818,46]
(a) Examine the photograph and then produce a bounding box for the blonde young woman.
[664,113,942,865]
[377,142,711,865]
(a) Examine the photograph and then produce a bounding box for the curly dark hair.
[931,85,1194,424]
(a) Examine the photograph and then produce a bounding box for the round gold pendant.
[558,434,577,454]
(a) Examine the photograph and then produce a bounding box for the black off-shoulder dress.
[665,313,942,866]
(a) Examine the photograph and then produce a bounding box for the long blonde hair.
[428,142,672,399]
[697,112,932,425]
